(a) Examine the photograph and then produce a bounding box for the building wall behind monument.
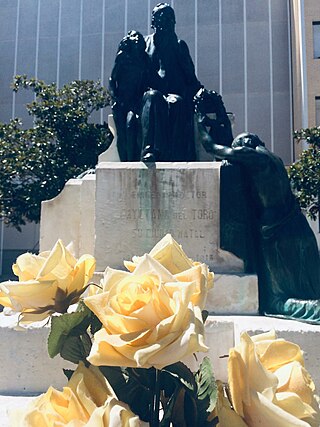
[0,0,293,273]
[0,0,293,162]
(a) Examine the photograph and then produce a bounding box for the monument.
[196,127,320,323]
[4,3,320,414]
[109,3,203,162]
[40,2,320,323]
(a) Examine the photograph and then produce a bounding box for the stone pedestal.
[40,162,258,314]
[95,162,244,273]
[40,174,95,258]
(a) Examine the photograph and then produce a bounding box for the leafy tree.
[289,127,320,220]
[0,76,113,230]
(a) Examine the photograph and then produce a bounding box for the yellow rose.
[123,234,213,308]
[84,254,208,369]
[227,331,320,427]
[0,240,96,324]
[11,362,141,426]
[212,381,248,426]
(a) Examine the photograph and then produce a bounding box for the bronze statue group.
[109,3,320,323]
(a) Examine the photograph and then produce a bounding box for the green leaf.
[63,368,74,381]
[162,361,196,392]
[202,309,209,323]
[194,357,218,426]
[99,366,153,422]
[90,312,102,335]
[159,386,180,427]
[48,304,91,358]
[0,76,112,229]
[60,334,90,364]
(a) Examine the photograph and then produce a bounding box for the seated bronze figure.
[109,3,203,162]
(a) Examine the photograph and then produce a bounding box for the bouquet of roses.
[0,235,319,426]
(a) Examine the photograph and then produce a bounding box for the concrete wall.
[304,0,320,127]
[291,0,320,153]
[0,0,295,276]
[0,0,293,163]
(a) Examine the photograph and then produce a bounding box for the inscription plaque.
[95,162,243,272]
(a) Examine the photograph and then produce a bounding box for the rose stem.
[151,368,161,427]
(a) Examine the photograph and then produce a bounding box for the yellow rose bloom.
[123,234,213,308]
[11,362,141,426]
[227,331,320,427]
[212,381,249,427]
[0,240,96,324]
[84,254,208,369]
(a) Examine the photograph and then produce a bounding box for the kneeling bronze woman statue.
[197,125,320,323]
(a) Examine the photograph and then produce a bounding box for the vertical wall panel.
[82,0,103,81]
[14,0,38,126]
[0,40,15,122]
[104,0,126,86]
[197,0,219,91]
[58,0,80,86]
[0,0,293,161]
[246,0,271,147]
[174,1,196,60]
[127,0,148,34]
[37,0,59,83]
[271,0,292,163]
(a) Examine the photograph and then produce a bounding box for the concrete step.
[93,271,260,315]
[0,395,36,427]
[1,314,320,425]
[206,315,320,392]
[0,312,73,395]
[1,312,319,393]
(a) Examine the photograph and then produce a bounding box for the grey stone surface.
[94,162,244,273]
[0,312,73,395]
[0,0,292,161]
[207,274,258,315]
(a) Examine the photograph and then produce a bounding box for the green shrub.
[0,76,112,230]
[289,127,320,220]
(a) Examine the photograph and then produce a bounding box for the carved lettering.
[191,209,214,220]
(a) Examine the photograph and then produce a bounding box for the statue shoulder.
[177,39,191,55]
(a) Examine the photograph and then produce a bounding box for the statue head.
[118,30,146,56]
[151,3,176,33]
[231,133,265,149]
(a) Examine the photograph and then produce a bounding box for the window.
[316,97,320,126]
[313,22,320,59]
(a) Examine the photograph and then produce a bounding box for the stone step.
[2,312,320,395]
[0,312,74,395]
[0,395,35,427]
[93,271,260,315]
[1,314,320,424]
[206,315,320,392]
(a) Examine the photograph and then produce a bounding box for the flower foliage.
[11,362,141,427]
[289,127,320,220]
[2,235,319,426]
[217,330,320,426]
[0,239,96,324]
[0,75,113,229]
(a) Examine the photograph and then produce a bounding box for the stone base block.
[40,174,95,258]
[95,162,244,273]
[206,274,258,314]
[1,314,320,421]
[210,315,320,392]
[0,313,73,395]
[0,395,35,427]
[93,272,259,315]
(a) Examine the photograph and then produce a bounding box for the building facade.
[291,0,320,134]
[0,0,318,275]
